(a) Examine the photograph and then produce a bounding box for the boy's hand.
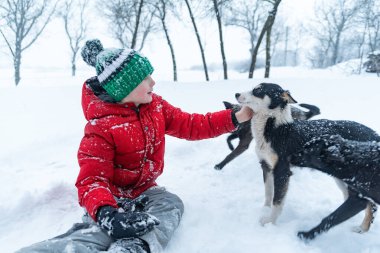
[235,106,254,123]
[96,205,160,239]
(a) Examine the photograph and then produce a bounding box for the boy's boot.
[108,238,150,253]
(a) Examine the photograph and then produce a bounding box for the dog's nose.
[235,93,240,99]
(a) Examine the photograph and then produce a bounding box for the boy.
[16,39,253,253]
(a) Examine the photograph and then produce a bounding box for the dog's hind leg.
[214,133,253,170]
[352,202,377,233]
[334,178,349,200]
[334,179,377,233]
[297,195,368,241]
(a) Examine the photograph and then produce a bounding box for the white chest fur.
[250,105,293,169]
[251,114,278,169]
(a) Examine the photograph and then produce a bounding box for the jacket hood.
[82,78,137,121]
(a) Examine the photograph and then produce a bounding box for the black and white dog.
[291,134,380,240]
[235,83,380,239]
[214,102,320,170]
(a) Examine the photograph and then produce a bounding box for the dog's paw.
[214,164,222,170]
[297,231,316,242]
[351,226,368,234]
[259,215,274,226]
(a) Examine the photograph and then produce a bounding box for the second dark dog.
[291,134,380,240]
[214,102,320,170]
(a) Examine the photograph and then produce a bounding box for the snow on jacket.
[76,79,237,220]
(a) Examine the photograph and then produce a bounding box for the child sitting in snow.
[16,39,253,253]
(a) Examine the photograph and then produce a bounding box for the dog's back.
[265,119,380,156]
[292,135,380,203]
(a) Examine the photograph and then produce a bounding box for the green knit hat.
[81,39,154,102]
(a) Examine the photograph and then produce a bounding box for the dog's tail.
[298,103,321,120]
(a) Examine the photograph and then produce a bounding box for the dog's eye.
[252,87,264,98]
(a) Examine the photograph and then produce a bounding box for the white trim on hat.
[97,48,134,83]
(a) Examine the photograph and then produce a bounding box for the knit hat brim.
[100,51,153,102]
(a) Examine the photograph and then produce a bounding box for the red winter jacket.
[76,81,236,220]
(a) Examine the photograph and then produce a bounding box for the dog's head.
[291,135,346,169]
[235,83,297,113]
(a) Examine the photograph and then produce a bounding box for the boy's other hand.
[96,205,160,239]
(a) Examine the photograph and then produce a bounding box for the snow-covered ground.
[1,67,380,253]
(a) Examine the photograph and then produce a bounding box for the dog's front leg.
[260,159,291,225]
[260,160,274,207]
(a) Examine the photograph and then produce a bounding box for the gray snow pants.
[16,187,184,253]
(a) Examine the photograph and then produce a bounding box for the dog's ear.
[223,101,233,109]
[282,90,297,104]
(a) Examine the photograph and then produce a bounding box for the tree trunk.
[71,52,77,76]
[248,18,269,78]
[161,17,177,81]
[212,0,227,79]
[131,0,144,49]
[248,0,282,78]
[357,22,368,74]
[284,26,288,66]
[14,41,22,86]
[184,0,209,81]
[331,32,341,65]
[264,25,272,78]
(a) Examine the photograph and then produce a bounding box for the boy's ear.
[223,101,233,109]
[281,90,297,104]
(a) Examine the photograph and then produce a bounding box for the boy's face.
[120,76,155,105]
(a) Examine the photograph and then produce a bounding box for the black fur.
[214,102,320,170]
[235,82,380,241]
[291,135,380,240]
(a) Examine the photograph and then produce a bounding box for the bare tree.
[309,0,363,68]
[100,0,158,50]
[59,0,89,76]
[264,20,275,77]
[248,0,282,78]
[154,0,178,81]
[366,0,380,52]
[281,25,304,67]
[211,0,228,79]
[132,0,144,49]
[350,0,372,74]
[225,0,266,69]
[0,28,14,57]
[184,0,209,81]
[0,0,58,85]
